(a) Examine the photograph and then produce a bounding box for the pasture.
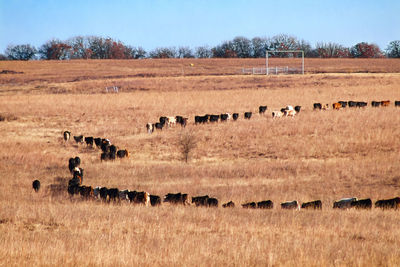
[1,58,400,266]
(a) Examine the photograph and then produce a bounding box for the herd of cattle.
[145,100,400,133]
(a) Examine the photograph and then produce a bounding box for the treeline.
[2,34,400,60]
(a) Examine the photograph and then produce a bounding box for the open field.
[1,59,400,266]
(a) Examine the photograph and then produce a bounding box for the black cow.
[68,157,81,173]
[301,200,322,210]
[195,114,209,124]
[84,137,94,147]
[63,131,71,141]
[73,135,84,143]
[232,113,239,121]
[294,106,302,113]
[257,200,274,209]
[242,202,257,209]
[259,106,267,114]
[222,201,235,208]
[164,193,188,205]
[395,101,400,107]
[117,149,129,158]
[356,101,367,108]
[313,103,322,110]
[220,114,229,121]
[32,179,40,192]
[209,114,219,122]
[107,188,119,202]
[79,185,93,200]
[371,101,381,107]
[94,138,102,148]
[244,112,252,119]
[192,195,209,207]
[99,187,108,201]
[351,198,372,209]
[159,116,168,125]
[150,195,161,206]
[338,101,347,108]
[155,122,164,130]
[207,197,218,207]
[176,116,188,127]
[348,101,357,108]
[375,197,400,210]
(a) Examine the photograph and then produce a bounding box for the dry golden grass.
[1,59,400,266]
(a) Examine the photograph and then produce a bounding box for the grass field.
[1,58,400,266]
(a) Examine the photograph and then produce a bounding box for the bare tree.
[5,44,37,60]
[178,132,197,163]
[386,40,400,58]
[195,45,212,58]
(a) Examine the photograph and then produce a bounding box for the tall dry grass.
[0,59,400,266]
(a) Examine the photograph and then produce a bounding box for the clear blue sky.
[0,0,399,53]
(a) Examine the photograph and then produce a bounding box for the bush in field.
[178,132,197,163]
[351,42,383,58]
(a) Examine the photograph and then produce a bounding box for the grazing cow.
[93,186,101,199]
[232,113,239,121]
[117,149,129,158]
[338,101,347,108]
[63,131,71,141]
[195,114,209,124]
[257,200,274,209]
[332,102,342,110]
[313,103,322,110]
[350,198,372,209]
[166,116,176,127]
[150,195,161,206]
[84,136,94,147]
[164,193,189,205]
[176,116,188,127]
[209,114,219,122]
[244,112,252,119]
[348,101,357,108]
[79,185,93,200]
[68,157,81,173]
[283,109,296,117]
[155,122,164,130]
[118,189,129,201]
[242,202,257,209]
[281,200,299,210]
[333,197,357,209]
[32,179,40,192]
[128,191,150,206]
[99,187,108,201]
[67,177,80,196]
[371,101,381,107]
[395,101,400,107]
[220,113,229,121]
[94,138,102,148]
[159,116,168,125]
[109,145,117,154]
[222,201,235,208]
[259,106,267,114]
[294,106,302,113]
[192,195,209,207]
[301,200,322,210]
[272,111,284,118]
[73,135,84,143]
[381,100,391,107]
[207,197,218,207]
[101,141,111,153]
[375,197,400,210]
[107,188,119,202]
[356,101,367,108]
[146,123,154,134]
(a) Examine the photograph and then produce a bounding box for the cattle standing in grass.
[222,201,235,208]
[375,197,400,210]
[313,103,322,110]
[85,136,94,147]
[93,187,101,199]
[244,112,252,119]
[333,197,357,209]
[117,149,129,158]
[281,201,300,210]
[209,115,219,123]
[107,188,119,202]
[332,103,342,110]
[395,101,400,107]
[259,106,267,114]
[164,193,188,205]
[155,122,164,130]
[272,111,284,118]
[207,197,218,207]
[348,101,357,108]
[79,185,93,200]
[338,101,347,108]
[232,113,239,121]
[119,189,129,201]
[294,106,302,113]
[146,123,154,134]
[258,200,274,209]
[68,157,81,173]
[128,191,150,206]
[356,101,367,108]
[63,131,71,141]
[242,202,257,209]
[220,114,229,121]
[371,101,381,107]
[94,138,102,148]
[32,180,40,192]
[150,195,161,206]
[99,187,108,202]
[301,200,322,210]
[381,100,390,107]
[351,198,372,209]
[176,116,188,127]
[73,135,84,144]
[192,195,209,207]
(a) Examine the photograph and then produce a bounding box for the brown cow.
[222,201,235,208]
[381,100,391,107]
[332,102,342,110]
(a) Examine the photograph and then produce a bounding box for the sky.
[0,0,399,53]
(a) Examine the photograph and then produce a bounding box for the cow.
[99,187,108,202]
[67,177,80,196]
[155,122,164,130]
[94,138,102,148]
[356,101,367,108]
[176,116,188,127]
[257,200,274,209]
[164,193,189,205]
[338,101,347,108]
[79,185,93,200]
[371,101,381,107]
[207,197,218,207]
[259,106,268,114]
[220,113,229,121]
[294,106,302,113]
[63,131,71,141]
[242,202,257,209]
[209,115,219,123]
[73,135,84,143]
[375,197,400,210]
[84,136,94,147]
[166,116,176,127]
[119,189,129,201]
[350,198,372,209]
[313,103,322,110]
[159,116,168,125]
[244,112,252,119]
[283,109,296,117]
[281,200,299,210]
[395,101,400,107]
[150,195,161,206]
[93,186,101,199]
[301,200,322,210]
[107,188,119,202]
[117,149,129,158]
[109,145,117,154]
[68,157,81,173]
[32,179,40,192]
[101,141,111,153]
[146,123,154,134]
[195,114,209,124]
[332,102,342,110]
[348,101,357,108]
[322,104,329,110]
[73,167,83,184]
[232,113,239,121]
[272,111,284,118]
[128,191,150,206]
[192,195,209,207]
[380,100,390,107]
[222,201,235,208]
[333,197,357,209]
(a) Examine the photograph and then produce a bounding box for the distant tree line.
[2,34,400,60]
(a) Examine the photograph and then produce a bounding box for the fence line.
[241,67,302,75]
